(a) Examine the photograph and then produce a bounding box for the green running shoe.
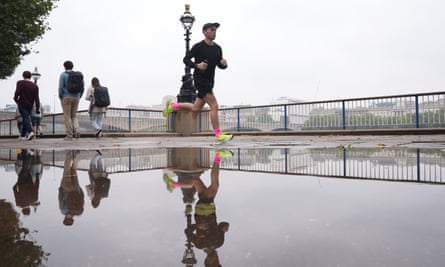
[163,173,179,192]
[215,149,234,158]
[215,133,233,143]
[163,100,175,117]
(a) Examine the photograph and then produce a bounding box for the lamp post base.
[177,73,196,103]
[173,110,198,136]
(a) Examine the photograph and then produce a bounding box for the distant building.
[270,96,303,105]
[269,96,307,126]
[4,104,17,112]
[3,103,51,114]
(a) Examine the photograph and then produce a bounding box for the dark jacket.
[14,79,40,110]
[183,40,227,89]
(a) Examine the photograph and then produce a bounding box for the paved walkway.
[1,134,444,151]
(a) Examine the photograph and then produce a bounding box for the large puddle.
[1,147,444,266]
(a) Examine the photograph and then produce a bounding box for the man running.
[164,22,232,142]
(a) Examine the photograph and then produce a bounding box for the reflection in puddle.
[2,149,49,266]
[3,146,442,183]
[13,149,42,216]
[0,146,444,266]
[164,148,231,266]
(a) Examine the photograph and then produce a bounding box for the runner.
[164,22,232,143]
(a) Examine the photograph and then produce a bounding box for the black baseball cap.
[202,22,220,31]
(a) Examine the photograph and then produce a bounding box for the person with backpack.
[58,60,84,140]
[85,77,110,137]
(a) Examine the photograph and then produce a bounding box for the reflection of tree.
[0,200,49,266]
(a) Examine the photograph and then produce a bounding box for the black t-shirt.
[183,40,227,89]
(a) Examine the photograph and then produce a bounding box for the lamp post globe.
[177,4,196,103]
[31,67,41,84]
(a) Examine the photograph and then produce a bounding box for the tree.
[0,0,58,79]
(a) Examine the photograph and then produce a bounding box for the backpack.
[94,86,111,107]
[66,71,84,94]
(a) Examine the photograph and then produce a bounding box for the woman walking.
[85,77,108,137]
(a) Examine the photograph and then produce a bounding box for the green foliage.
[0,0,58,79]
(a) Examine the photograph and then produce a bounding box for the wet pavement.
[1,134,445,151]
[1,135,445,266]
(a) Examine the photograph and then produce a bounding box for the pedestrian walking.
[163,22,232,143]
[31,102,44,138]
[15,107,23,138]
[85,77,110,137]
[58,60,84,140]
[13,71,40,140]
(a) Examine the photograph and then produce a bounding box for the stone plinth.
[174,110,197,136]
[167,147,210,171]
[168,110,210,136]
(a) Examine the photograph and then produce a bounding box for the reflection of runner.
[184,149,232,267]
[58,150,84,226]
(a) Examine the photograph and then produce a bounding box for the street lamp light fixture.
[180,4,195,31]
[31,66,41,84]
[177,4,196,103]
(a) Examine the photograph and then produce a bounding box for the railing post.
[342,100,346,130]
[128,109,132,132]
[237,108,241,131]
[284,148,288,173]
[415,95,419,128]
[52,115,55,134]
[416,148,420,181]
[284,105,288,130]
[129,148,132,171]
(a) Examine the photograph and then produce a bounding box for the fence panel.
[1,92,444,137]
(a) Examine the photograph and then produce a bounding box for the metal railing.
[1,91,444,137]
[0,107,167,137]
[217,91,445,131]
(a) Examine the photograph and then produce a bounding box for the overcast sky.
[1,0,444,112]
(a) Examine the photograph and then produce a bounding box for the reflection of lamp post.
[182,204,197,266]
[177,4,196,103]
[31,67,41,84]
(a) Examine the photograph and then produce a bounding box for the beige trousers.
[61,97,80,137]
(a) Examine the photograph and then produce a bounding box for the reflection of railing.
[1,91,444,136]
[1,147,444,184]
[221,147,445,184]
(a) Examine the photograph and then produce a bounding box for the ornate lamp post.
[31,66,41,84]
[177,4,196,103]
